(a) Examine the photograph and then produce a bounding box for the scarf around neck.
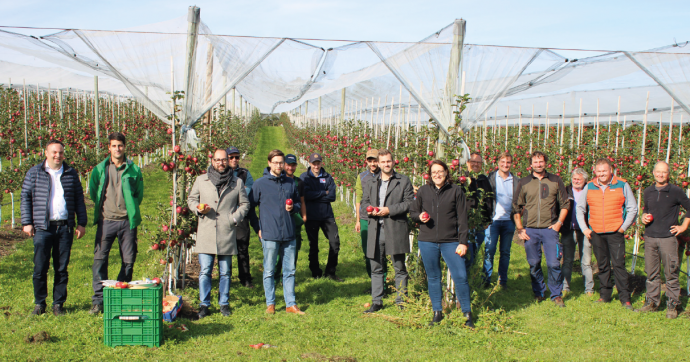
[207,165,232,189]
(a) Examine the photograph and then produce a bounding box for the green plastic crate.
[104,284,163,320]
[104,317,162,347]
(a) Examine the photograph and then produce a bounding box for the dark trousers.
[236,233,252,284]
[524,228,563,299]
[92,219,138,304]
[360,220,372,277]
[590,231,630,303]
[33,224,73,307]
[306,218,340,277]
[644,236,680,305]
[369,230,407,304]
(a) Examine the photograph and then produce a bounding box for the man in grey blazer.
[360,148,415,312]
[188,149,249,318]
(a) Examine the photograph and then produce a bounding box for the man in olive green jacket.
[89,133,144,314]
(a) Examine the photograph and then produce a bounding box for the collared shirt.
[571,187,584,230]
[493,172,513,221]
[45,164,68,221]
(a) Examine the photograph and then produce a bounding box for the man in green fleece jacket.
[88,132,144,314]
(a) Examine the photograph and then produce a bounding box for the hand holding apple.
[420,211,430,223]
[197,203,210,214]
[366,205,375,215]
[642,213,653,225]
[285,198,293,212]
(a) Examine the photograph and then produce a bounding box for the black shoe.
[220,305,232,317]
[464,312,474,329]
[198,305,210,319]
[243,281,255,289]
[482,281,492,289]
[363,303,383,314]
[429,311,444,326]
[312,270,323,279]
[52,304,66,316]
[31,305,46,316]
[622,302,634,311]
[88,303,103,315]
[326,274,344,282]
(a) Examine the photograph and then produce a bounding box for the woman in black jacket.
[410,160,473,328]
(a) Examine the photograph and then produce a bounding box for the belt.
[49,220,68,226]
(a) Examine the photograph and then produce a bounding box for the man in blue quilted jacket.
[21,140,87,316]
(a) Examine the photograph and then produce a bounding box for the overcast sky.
[2,0,689,53]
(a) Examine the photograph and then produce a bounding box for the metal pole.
[94,76,100,151]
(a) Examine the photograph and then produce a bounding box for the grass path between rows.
[1,126,689,360]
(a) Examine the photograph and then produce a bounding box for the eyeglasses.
[270,161,285,165]
[469,161,482,165]
[228,156,240,160]
[212,159,228,163]
[431,171,446,176]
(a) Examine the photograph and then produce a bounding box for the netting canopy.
[1,6,689,142]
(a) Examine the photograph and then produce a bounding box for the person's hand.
[582,228,592,239]
[420,212,430,223]
[374,207,390,217]
[302,215,307,222]
[286,203,293,212]
[671,224,687,236]
[517,229,530,241]
[198,204,211,215]
[549,222,562,232]
[258,230,262,240]
[484,224,490,230]
[355,222,361,232]
[641,213,652,225]
[75,226,86,239]
[23,225,34,237]
[455,244,468,256]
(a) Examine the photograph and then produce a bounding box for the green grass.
[1,126,690,360]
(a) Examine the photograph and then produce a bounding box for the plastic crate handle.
[115,315,148,321]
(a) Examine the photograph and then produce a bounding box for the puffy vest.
[586,176,628,233]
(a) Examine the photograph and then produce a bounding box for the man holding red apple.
[360,149,414,312]
[188,148,249,318]
[89,133,144,315]
[355,149,381,280]
[575,158,637,310]
[638,161,690,318]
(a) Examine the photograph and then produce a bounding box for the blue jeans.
[33,225,73,307]
[466,228,486,276]
[198,254,232,307]
[483,220,515,285]
[262,239,297,307]
[524,228,563,299]
[419,241,472,313]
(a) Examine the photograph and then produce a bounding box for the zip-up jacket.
[355,168,380,220]
[230,166,254,195]
[512,171,570,229]
[21,160,87,230]
[410,182,469,245]
[300,167,336,221]
[248,168,301,242]
[487,169,519,220]
[561,185,586,234]
[464,172,493,225]
[575,176,637,234]
[642,183,690,238]
[89,157,144,229]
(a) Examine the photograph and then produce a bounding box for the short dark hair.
[470,152,482,158]
[378,148,392,159]
[426,160,452,186]
[108,132,126,145]
[267,149,284,162]
[530,151,548,163]
[46,139,64,149]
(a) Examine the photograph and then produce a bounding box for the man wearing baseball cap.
[355,149,381,281]
[275,154,307,281]
[226,146,256,288]
[300,152,343,281]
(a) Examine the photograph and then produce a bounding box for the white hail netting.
[0,12,689,141]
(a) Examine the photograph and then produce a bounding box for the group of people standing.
[22,135,690,323]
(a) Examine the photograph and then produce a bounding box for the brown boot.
[636,299,658,313]
[266,304,275,315]
[286,305,305,315]
[667,301,680,319]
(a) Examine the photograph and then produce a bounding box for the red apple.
[648,214,654,222]
[459,176,467,183]
[452,159,460,167]
[174,145,181,153]
[636,175,643,181]
[403,157,409,162]
[428,151,434,157]
[152,243,160,250]
[286,199,293,205]
[374,207,380,213]
[152,277,161,284]
[423,173,430,180]
[366,206,374,212]
[420,212,429,220]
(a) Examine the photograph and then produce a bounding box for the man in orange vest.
[576,158,638,309]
